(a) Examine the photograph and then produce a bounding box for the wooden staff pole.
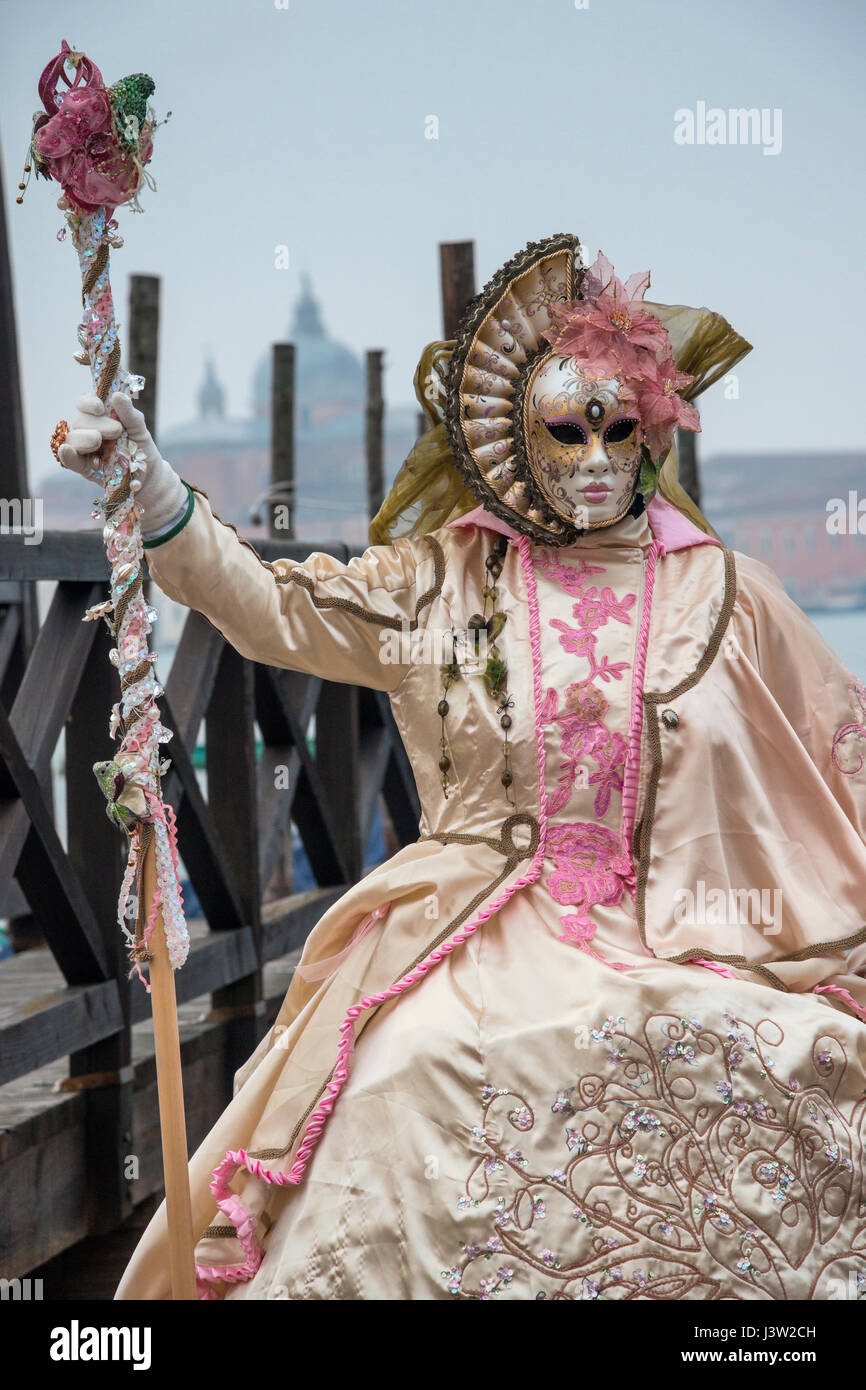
[141,832,197,1299]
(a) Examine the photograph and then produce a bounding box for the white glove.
[58,393,189,536]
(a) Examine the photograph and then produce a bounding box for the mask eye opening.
[603,417,638,445]
[542,419,587,447]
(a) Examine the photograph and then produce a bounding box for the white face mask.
[524,354,642,529]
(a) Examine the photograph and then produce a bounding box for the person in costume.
[59,234,866,1300]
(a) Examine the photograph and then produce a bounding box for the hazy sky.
[1,0,863,488]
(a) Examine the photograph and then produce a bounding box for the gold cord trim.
[81,242,109,303]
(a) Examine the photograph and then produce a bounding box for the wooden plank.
[163,608,223,747]
[0,1106,90,1277]
[0,159,30,507]
[261,885,345,962]
[10,580,102,771]
[158,693,247,934]
[257,742,298,892]
[0,702,110,982]
[0,583,104,942]
[0,533,112,583]
[0,981,122,1087]
[676,425,702,508]
[0,603,21,686]
[255,670,321,890]
[256,665,350,885]
[129,927,258,1025]
[0,531,345,582]
[0,940,311,1278]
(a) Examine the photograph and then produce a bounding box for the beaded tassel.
[480,537,515,805]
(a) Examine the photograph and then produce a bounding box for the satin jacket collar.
[445,494,721,558]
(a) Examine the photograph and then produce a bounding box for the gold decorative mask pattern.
[524,355,642,529]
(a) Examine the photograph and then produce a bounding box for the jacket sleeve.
[731,551,866,848]
[142,485,445,692]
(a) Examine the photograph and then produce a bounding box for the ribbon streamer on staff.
[23,39,188,977]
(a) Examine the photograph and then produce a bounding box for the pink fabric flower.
[631,355,701,461]
[543,251,669,380]
[545,821,632,916]
[539,250,701,462]
[33,42,153,213]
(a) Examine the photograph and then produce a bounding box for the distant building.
[158,274,418,545]
[36,274,418,546]
[702,451,866,611]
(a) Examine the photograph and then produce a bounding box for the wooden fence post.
[365,349,384,525]
[271,343,295,540]
[206,646,264,1095]
[316,681,361,884]
[0,152,39,948]
[66,615,132,1233]
[676,424,702,509]
[439,241,476,339]
[128,275,160,438]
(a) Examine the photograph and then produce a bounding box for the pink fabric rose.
[631,355,701,461]
[33,41,153,214]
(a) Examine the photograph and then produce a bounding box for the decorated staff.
[23,40,196,1299]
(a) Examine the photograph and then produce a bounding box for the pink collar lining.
[445,494,720,557]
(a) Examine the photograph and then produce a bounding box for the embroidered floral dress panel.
[532,511,650,961]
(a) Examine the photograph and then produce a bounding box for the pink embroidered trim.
[532,543,651,970]
[621,537,662,887]
[558,907,633,971]
[813,983,866,1021]
[194,534,552,1296]
[534,549,635,821]
[831,676,866,778]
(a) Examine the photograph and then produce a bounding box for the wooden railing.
[0,529,420,1272]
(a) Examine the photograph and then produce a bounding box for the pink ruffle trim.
[813,982,866,1021]
[621,538,662,888]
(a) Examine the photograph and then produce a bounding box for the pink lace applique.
[546,822,632,927]
[535,550,637,684]
[533,550,639,964]
[540,681,627,817]
[535,548,637,818]
[832,677,866,777]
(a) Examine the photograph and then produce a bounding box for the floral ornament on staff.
[24,41,186,977]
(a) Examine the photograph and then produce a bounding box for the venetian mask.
[523,354,642,529]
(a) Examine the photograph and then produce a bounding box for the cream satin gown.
[225,511,866,1301]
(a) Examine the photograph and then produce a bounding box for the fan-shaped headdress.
[371,234,751,546]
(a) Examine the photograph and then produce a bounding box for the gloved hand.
[58,393,189,535]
